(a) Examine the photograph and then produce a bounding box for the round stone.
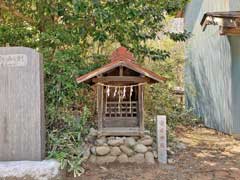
[110,147,122,156]
[90,146,96,155]
[145,152,155,164]
[117,154,128,163]
[107,136,115,141]
[133,136,140,141]
[144,135,152,139]
[167,147,175,155]
[153,150,158,159]
[129,153,145,164]
[148,146,153,151]
[82,145,91,161]
[96,155,117,164]
[125,137,136,147]
[134,144,148,153]
[85,136,96,144]
[176,142,187,150]
[96,146,110,156]
[95,137,107,146]
[120,145,134,156]
[89,155,97,163]
[88,128,98,137]
[108,138,124,146]
[168,158,175,164]
[139,137,153,146]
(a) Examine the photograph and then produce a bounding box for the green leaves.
[161,0,190,15]
[167,30,191,42]
[47,106,90,177]
[0,24,38,47]
[93,31,108,42]
[0,0,189,60]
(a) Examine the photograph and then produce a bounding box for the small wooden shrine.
[77,47,166,136]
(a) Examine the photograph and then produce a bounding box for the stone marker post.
[0,47,45,161]
[156,115,167,164]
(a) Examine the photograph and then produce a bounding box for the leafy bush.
[47,106,91,177]
[144,38,201,138]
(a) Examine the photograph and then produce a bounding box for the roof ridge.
[110,46,135,62]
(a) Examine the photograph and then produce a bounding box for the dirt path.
[72,127,240,180]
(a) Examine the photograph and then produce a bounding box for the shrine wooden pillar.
[97,84,103,135]
[138,84,144,136]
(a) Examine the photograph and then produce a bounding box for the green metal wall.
[184,0,240,134]
[229,37,240,134]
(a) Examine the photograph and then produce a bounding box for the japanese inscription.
[157,115,167,163]
[0,54,27,67]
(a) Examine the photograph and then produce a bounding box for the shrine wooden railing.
[104,101,137,117]
[103,101,138,128]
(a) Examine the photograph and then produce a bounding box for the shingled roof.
[76,47,166,84]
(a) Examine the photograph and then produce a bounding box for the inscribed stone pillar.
[0,47,45,161]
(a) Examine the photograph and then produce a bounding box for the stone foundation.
[85,128,157,165]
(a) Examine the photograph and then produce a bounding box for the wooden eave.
[76,60,166,85]
[92,76,150,84]
[200,11,240,35]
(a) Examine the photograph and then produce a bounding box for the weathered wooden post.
[0,47,45,161]
[156,115,167,164]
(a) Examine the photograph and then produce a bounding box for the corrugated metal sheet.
[229,36,240,134]
[184,0,239,134]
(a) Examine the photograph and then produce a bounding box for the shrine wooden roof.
[201,11,240,35]
[76,47,166,84]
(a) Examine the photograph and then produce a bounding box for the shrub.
[47,106,91,177]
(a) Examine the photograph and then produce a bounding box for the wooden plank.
[207,12,240,18]
[201,14,240,33]
[220,27,240,35]
[97,84,103,133]
[119,66,123,76]
[92,76,149,83]
[138,85,144,134]
[103,117,138,128]
[102,131,141,136]
[101,127,141,136]
[104,116,137,119]
[106,101,137,104]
